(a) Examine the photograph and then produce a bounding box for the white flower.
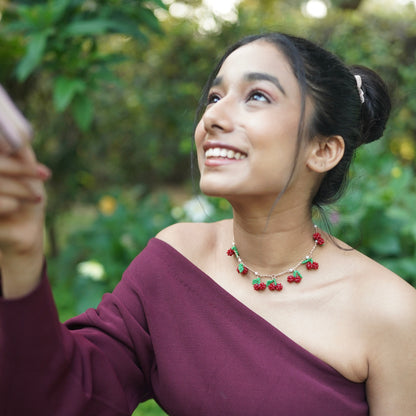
[77,260,106,281]
[183,196,214,222]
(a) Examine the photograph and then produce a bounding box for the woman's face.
[194,40,313,205]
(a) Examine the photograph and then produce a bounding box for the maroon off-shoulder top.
[0,238,368,415]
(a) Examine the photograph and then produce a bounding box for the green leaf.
[50,0,71,23]
[71,94,93,131]
[148,0,168,10]
[63,19,118,36]
[16,31,49,81]
[53,77,86,112]
[137,7,163,34]
[252,278,261,285]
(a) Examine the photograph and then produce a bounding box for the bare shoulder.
[333,243,416,413]
[349,249,416,323]
[156,220,232,265]
[333,242,416,324]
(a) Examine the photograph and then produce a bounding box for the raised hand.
[0,85,50,298]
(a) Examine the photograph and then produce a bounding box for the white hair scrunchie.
[354,75,365,104]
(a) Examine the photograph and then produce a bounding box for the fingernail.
[37,165,51,180]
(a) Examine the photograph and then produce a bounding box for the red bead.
[276,283,283,291]
[253,282,266,291]
[227,248,235,256]
[269,284,276,291]
[287,275,295,283]
[237,264,249,274]
[313,232,325,246]
[294,276,302,283]
[307,261,319,270]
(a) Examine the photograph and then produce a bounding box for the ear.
[306,135,345,173]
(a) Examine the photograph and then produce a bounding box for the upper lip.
[202,141,247,156]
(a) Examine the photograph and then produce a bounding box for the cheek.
[194,120,204,145]
[194,121,205,168]
[194,121,205,156]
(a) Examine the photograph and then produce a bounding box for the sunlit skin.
[193,41,329,281]
[194,41,319,221]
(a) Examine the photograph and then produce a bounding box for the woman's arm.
[365,275,416,415]
[0,144,48,298]
[0,95,153,414]
[0,265,153,415]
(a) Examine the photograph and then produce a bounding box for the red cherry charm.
[253,282,266,291]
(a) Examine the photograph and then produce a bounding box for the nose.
[202,97,234,135]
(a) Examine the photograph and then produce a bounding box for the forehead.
[217,41,295,85]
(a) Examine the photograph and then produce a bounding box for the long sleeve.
[0,238,368,415]
[0,266,154,416]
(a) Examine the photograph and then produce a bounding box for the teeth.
[205,147,246,160]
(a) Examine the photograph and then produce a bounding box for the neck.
[230,203,315,274]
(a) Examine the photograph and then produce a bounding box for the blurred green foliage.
[2,0,166,129]
[49,188,177,318]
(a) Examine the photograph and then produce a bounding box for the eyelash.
[206,89,271,106]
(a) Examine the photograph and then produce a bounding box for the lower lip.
[204,157,245,167]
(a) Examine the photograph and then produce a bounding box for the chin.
[199,181,230,198]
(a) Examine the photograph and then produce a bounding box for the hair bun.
[350,65,391,145]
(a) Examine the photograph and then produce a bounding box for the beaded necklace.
[227,225,325,292]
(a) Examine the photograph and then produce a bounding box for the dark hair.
[195,32,391,207]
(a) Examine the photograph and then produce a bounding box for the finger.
[0,153,42,178]
[13,142,38,167]
[0,132,17,155]
[0,195,21,216]
[0,177,43,203]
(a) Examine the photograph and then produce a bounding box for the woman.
[0,33,415,415]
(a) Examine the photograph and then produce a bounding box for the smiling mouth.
[205,147,247,160]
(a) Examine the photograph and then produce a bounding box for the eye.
[207,92,221,105]
[247,90,270,103]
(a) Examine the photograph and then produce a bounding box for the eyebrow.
[211,72,286,95]
[245,72,286,95]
